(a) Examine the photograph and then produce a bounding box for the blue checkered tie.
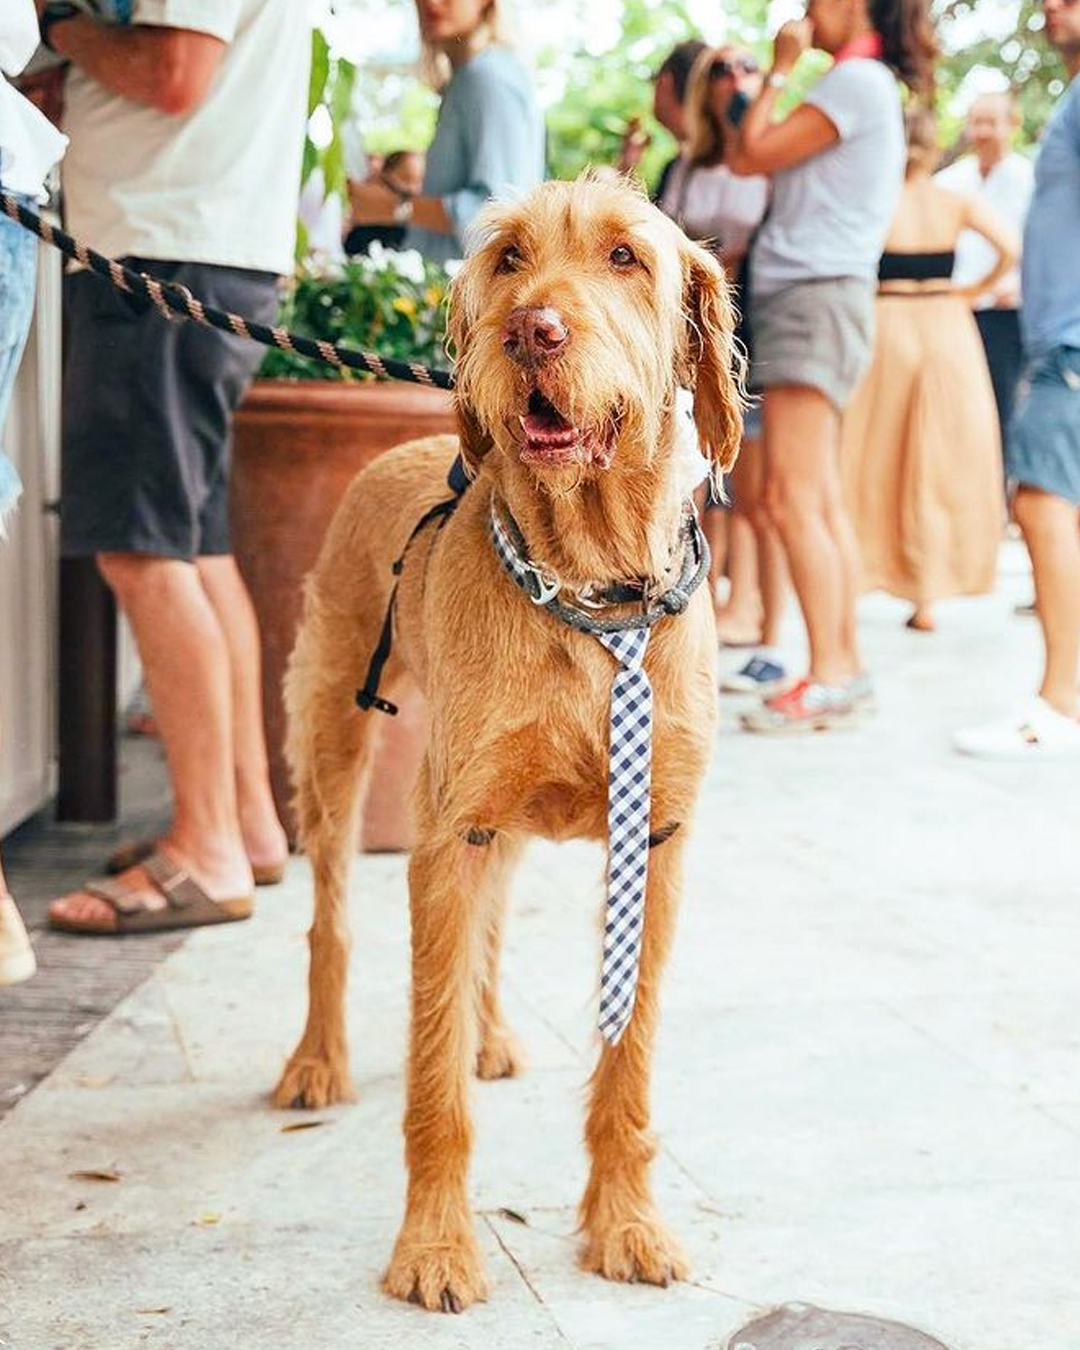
[595,628,652,1045]
[488,501,654,1045]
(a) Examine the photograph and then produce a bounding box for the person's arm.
[348,177,453,235]
[729,20,839,177]
[47,15,225,116]
[955,193,1020,307]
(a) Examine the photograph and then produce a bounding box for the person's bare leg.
[1014,487,1080,716]
[197,555,288,872]
[733,437,787,649]
[763,387,855,685]
[823,435,864,672]
[714,509,763,644]
[50,554,252,928]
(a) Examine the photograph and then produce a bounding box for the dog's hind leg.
[579,829,690,1287]
[383,809,511,1312]
[273,579,392,1111]
[474,834,526,1081]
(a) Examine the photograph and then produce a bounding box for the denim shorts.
[0,197,38,532]
[1007,346,1080,505]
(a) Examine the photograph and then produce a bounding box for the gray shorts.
[1007,346,1080,506]
[749,276,875,412]
[61,260,279,560]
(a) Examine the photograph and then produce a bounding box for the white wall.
[0,241,62,835]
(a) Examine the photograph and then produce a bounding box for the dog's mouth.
[519,390,582,466]
[517,389,619,469]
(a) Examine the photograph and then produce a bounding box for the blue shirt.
[1022,74,1080,358]
[406,46,546,265]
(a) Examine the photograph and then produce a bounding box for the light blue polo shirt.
[1021,73,1080,359]
[407,46,546,265]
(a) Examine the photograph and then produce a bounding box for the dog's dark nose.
[502,307,569,367]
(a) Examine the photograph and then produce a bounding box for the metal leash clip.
[522,560,562,605]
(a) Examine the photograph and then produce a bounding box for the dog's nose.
[502,307,569,367]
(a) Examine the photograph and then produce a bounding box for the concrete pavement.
[1,541,1078,1350]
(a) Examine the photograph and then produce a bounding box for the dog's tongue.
[521,391,578,451]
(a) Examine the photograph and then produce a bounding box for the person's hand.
[772,18,811,75]
[17,65,67,127]
[617,116,651,174]
[348,179,402,227]
[993,279,1020,309]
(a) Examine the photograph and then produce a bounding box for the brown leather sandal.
[105,838,286,887]
[49,849,254,936]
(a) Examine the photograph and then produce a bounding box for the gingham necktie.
[488,502,654,1045]
[595,627,653,1045]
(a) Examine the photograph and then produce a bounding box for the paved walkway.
[2,542,1078,1350]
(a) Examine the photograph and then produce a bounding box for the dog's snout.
[501,307,569,367]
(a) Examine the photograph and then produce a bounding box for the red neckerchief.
[834,32,884,62]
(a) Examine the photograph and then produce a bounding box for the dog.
[273,173,744,1312]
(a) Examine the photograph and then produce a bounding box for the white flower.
[386,248,427,285]
[443,258,465,278]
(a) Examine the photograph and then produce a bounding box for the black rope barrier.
[1,190,455,391]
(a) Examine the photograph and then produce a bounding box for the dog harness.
[489,498,708,1045]
[355,455,709,1047]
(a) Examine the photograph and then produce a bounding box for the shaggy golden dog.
[274,173,743,1312]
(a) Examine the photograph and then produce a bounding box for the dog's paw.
[580,1213,689,1287]
[475,1023,526,1081]
[272,1051,356,1110]
[383,1225,488,1313]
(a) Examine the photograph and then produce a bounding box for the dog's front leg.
[579,829,689,1287]
[383,822,506,1312]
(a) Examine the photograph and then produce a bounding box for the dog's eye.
[496,245,522,275]
[610,244,637,269]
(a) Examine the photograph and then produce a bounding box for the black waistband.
[878,251,956,283]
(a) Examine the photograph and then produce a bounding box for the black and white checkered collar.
[488,493,710,636]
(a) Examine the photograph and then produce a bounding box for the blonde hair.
[420,0,511,91]
[683,46,750,168]
[904,104,940,176]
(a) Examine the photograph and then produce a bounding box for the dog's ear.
[446,260,493,476]
[680,238,745,474]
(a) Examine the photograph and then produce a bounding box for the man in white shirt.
[937,92,1034,439]
[41,1,309,935]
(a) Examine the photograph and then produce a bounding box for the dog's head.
[448,173,745,487]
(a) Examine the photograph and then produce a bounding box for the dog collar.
[488,495,710,636]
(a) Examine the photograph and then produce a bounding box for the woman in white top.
[659,47,781,652]
[0,0,67,984]
[730,0,937,733]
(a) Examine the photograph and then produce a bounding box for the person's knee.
[96,551,182,607]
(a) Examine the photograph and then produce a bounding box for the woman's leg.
[762,386,857,686]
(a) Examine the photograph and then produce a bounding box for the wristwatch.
[40,1,82,52]
[391,195,415,225]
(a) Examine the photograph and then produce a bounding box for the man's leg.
[50,554,252,928]
[197,555,288,871]
[1014,487,1080,716]
[763,386,855,685]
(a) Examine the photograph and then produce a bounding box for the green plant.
[259,247,453,382]
[297,28,358,261]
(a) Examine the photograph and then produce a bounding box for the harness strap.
[355,456,469,716]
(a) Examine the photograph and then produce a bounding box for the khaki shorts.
[749,276,875,412]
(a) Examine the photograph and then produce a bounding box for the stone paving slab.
[1,548,1078,1349]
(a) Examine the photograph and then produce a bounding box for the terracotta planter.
[231,378,455,843]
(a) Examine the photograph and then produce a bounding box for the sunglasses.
[708,57,760,80]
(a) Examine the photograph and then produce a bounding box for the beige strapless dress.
[841,290,1003,604]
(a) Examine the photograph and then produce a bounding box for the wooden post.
[57,557,117,822]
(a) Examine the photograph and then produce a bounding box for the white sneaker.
[954,697,1080,760]
[0,895,36,986]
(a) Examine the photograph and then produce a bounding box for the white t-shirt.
[934,151,1033,309]
[0,0,68,198]
[658,157,769,258]
[751,58,905,296]
[62,0,309,274]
